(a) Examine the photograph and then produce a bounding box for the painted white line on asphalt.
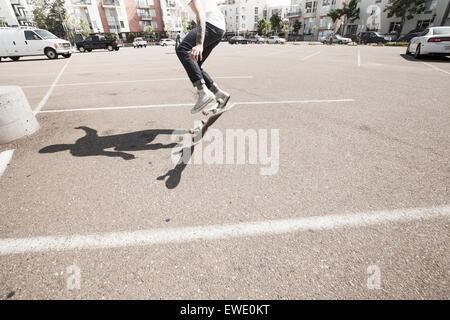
[357,47,361,67]
[0,149,15,179]
[301,51,321,61]
[0,205,448,255]
[37,99,355,113]
[22,76,254,89]
[421,62,450,75]
[33,57,71,114]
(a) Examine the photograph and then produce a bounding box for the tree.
[293,20,302,34]
[32,0,50,30]
[46,0,67,38]
[327,0,359,35]
[79,18,90,38]
[32,0,68,39]
[269,14,282,35]
[144,26,154,37]
[281,19,289,38]
[257,18,270,36]
[187,20,196,32]
[384,0,427,38]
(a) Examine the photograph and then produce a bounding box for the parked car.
[76,35,120,52]
[322,34,352,44]
[228,36,248,44]
[406,26,450,58]
[0,28,72,62]
[344,33,358,42]
[267,36,286,44]
[383,31,400,42]
[247,35,265,44]
[133,37,147,48]
[357,31,388,44]
[159,39,176,46]
[398,30,422,42]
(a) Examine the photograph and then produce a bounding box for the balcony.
[137,0,151,8]
[286,9,301,18]
[102,0,120,7]
[108,24,121,31]
[140,14,153,21]
[72,0,92,5]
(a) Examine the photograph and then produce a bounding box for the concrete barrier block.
[0,86,39,145]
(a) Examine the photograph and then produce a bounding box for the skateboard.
[189,96,233,143]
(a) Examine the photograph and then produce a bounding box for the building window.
[389,22,401,32]
[306,2,312,14]
[151,21,158,28]
[416,20,431,30]
[120,21,125,28]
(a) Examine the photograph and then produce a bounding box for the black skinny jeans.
[176,22,225,88]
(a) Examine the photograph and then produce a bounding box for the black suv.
[357,31,387,44]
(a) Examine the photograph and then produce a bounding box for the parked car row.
[228,35,286,44]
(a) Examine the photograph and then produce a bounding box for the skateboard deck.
[190,97,234,143]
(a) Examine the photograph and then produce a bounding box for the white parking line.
[22,76,254,89]
[357,47,361,67]
[33,57,71,114]
[0,205,448,255]
[301,51,321,61]
[421,62,450,75]
[37,99,355,113]
[0,149,15,179]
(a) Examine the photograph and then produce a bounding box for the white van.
[0,28,72,62]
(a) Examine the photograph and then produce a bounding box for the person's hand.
[188,44,203,62]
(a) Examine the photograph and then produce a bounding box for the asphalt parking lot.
[0,43,449,299]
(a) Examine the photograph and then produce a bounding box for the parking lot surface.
[0,44,449,299]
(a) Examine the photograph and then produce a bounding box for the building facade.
[288,0,450,41]
[218,0,290,35]
[0,0,34,27]
[348,0,450,36]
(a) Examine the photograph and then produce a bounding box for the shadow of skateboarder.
[39,126,180,160]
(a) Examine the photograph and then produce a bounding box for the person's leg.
[175,27,204,88]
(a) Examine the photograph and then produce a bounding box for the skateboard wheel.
[202,110,209,116]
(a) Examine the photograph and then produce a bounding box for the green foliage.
[144,26,154,36]
[327,0,359,35]
[384,0,427,36]
[31,0,68,39]
[257,18,270,36]
[384,0,427,20]
[269,14,282,34]
[293,20,302,34]
[79,18,90,38]
[127,32,142,42]
[187,20,196,32]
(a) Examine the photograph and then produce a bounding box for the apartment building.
[67,0,104,34]
[124,0,164,36]
[349,0,450,36]
[0,0,34,27]
[160,0,191,37]
[218,0,290,35]
[287,0,450,41]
